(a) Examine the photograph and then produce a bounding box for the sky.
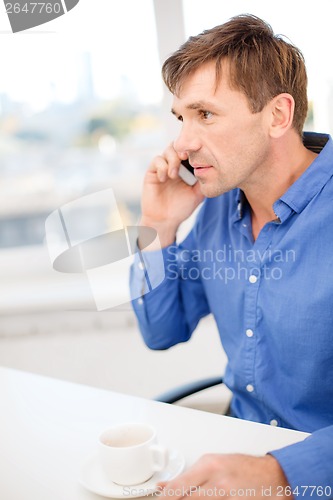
[0,0,332,119]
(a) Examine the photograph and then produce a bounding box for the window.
[0,0,168,320]
[1,0,332,329]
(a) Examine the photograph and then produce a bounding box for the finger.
[159,463,207,499]
[164,144,185,179]
[192,181,205,203]
[159,482,206,500]
[149,155,169,182]
[171,141,188,162]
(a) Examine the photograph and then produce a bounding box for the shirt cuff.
[269,427,333,498]
[130,243,176,300]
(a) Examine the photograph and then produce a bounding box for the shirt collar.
[274,132,332,222]
[235,132,333,223]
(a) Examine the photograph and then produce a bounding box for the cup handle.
[150,445,168,471]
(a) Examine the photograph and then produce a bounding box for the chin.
[199,181,230,198]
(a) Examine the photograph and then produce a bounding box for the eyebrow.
[171,100,218,116]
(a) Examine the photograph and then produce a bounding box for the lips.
[191,162,213,168]
[192,164,213,175]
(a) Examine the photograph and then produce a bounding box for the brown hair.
[162,14,308,136]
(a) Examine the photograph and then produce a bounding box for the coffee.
[98,423,168,485]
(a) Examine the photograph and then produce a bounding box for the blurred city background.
[0,0,332,409]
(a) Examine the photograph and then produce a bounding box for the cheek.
[205,117,266,164]
[232,121,267,154]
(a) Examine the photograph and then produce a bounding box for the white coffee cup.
[98,423,168,485]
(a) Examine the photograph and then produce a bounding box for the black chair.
[154,375,225,405]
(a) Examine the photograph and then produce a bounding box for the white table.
[0,367,309,500]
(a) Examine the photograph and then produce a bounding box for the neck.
[243,133,318,240]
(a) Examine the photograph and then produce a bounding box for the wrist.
[263,454,292,498]
[138,217,177,250]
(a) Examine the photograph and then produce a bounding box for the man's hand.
[139,144,204,249]
[159,453,292,499]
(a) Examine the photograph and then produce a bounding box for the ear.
[268,93,295,138]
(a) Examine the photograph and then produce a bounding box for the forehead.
[176,61,222,99]
[172,60,238,110]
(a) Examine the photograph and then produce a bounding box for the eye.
[200,110,213,120]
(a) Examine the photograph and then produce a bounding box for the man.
[130,14,333,499]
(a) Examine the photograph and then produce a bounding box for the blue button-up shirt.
[130,132,333,495]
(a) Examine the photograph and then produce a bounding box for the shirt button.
[242,223,247,228]
[137,298,143,305]
[138,261,144,270]
[249,275,257,284]
[270,419,278,426]
[246,329,254,337]
[246,384,254,393]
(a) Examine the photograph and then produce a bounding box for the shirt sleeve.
[269,424,333,498]
[130,228,211,350]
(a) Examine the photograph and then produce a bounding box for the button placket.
[242,228,275,400]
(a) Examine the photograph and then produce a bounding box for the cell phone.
[179,159,197,186]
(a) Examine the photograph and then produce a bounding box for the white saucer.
[78,449,185,498]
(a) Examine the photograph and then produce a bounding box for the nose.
[173,123,201,156]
